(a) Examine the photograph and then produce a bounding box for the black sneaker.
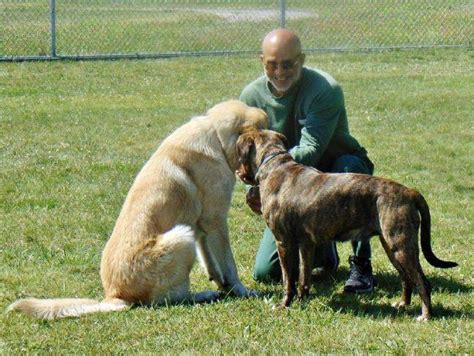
[343,256,374,293]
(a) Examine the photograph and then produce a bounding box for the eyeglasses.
[263,56,301,72]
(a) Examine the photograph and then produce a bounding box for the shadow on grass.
[325,267,471,295]
[255,267,471,320]
[332,268,470,319]
[131,267,469,320]
[325,294,471,320]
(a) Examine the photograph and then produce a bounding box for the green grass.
[1,49,473,353]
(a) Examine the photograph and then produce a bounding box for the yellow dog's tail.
[7,297,129,320]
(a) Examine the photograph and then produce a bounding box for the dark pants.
[253,155,374,283]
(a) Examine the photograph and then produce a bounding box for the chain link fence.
[1,0,472,61]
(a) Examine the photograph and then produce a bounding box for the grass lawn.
[1,49,473,353]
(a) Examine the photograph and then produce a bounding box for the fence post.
[279,0,286,28]
[49,0,57,58]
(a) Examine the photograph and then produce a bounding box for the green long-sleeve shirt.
[240,67,369,169]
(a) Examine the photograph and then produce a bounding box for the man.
[239,28,375,293]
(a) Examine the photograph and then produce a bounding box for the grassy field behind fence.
[2,1,472,57]
[1,49,473,353]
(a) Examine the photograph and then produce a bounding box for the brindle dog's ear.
[236,134,257,185]
[237,134,255,161]
[275,132,289,150]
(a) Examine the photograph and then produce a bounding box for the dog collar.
[254,150,288,183]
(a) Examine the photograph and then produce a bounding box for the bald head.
[260,29,305,96]
[261,29,302,58]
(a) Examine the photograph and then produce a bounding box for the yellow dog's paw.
[226,283,258,298]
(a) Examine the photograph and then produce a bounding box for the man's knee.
[253,228,282,283]
[331,155,374,175]
[253,261,281,283]
[253,265,281,283]
[253,244,281,283]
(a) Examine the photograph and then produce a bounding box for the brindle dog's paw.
[297,292,310,301]
[271,303,289,311]
[416,315,429,322]
[281,295,295,308]
[391,301,408,309]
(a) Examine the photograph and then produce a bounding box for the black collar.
[254,150,288,184]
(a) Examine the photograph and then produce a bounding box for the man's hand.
[246,185,262,215]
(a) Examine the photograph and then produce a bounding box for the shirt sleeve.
[239,85,257,107]
[289,85,344,166]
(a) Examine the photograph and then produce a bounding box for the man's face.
[261,50,304,96]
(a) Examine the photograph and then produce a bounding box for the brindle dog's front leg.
[298,238,316,300]
[276,239,298,307]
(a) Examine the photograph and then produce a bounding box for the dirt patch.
[180,8,316,23]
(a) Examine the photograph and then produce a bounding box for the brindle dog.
[236,129,457,321]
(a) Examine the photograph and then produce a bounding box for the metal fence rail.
[1,0,472,61]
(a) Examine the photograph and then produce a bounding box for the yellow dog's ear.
[239,125,258,136]
[245,107,269,130]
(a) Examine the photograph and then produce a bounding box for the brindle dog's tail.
[415,192,458,268]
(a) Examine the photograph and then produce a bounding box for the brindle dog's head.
[236,129,288,185]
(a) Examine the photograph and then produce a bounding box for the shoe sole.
[344,277,377,294]
[343,286,374,294]
[344,278,378,293]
